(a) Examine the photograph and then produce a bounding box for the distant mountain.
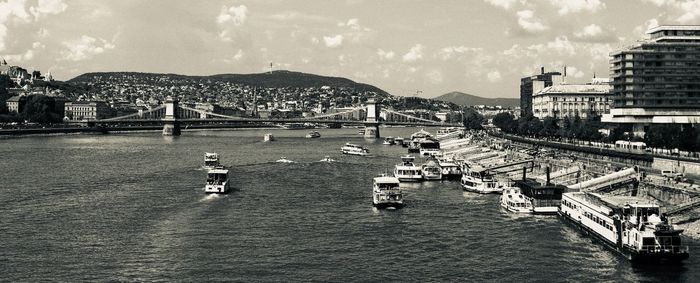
[69,70,389,95]
[433,91,519,108]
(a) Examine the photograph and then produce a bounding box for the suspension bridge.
[69,97,462,138]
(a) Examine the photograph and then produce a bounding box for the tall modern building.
[520,67,562,116]
[602,25,700,136]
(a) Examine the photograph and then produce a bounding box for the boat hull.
[373,201,404,209]
[558,209,689,263]
[499,202,533,214]
[396,177,422,182]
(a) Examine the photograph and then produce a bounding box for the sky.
[1,0,700,98]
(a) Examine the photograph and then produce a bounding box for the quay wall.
[653,157,700,176]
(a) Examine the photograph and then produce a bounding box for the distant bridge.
[68,97,462,137]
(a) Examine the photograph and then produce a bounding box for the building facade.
[532,79,612,120]
[5,95,27,113]
[64,101,111,121]
[602,25,700,136]
[520,68,562,116]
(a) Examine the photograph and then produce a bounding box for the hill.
[69,70,389,95]
[433,91,519,108]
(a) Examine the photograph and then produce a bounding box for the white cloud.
[516,10,548,33]
[575,24,602,38]
[60,35,115,61]
[377,48,395,60]
[233,49,243,60]
[528,36,576,56]
[484,0,519,9]
[437,46,483,60]
[426,69,443,84]
[30,0,67,19]
[339,18,361,30]
[323,34,344,48]
[548,0,605,15]
[217,4,248,26]
[487,70,502,82]
[402,44,424,62]
[642,0,700,23]
[564,66,585,78]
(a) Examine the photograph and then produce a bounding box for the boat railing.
[638,245,689,254]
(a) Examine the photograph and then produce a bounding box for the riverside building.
[520,67,562,116]
[602,25,700,136]
[532,77,612,120]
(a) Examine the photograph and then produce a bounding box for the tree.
[462,108,484,130]
[492,112,515,133]
[19,95,63,123]
[540,117,559,138]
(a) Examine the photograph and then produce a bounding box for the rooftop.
[534,83,611,96]
[647,25,700,34]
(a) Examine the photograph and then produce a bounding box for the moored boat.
[204,166,230,194]
[559,192,689,262]
[341,143,370,156]
[382,137,395,145]
[437,158,462,180]
[394,155,422,182]
[263,133,275,142]
[500,187,533,213]
[460,165,506,194]
[421,158,442,180]
[373,176,404,209]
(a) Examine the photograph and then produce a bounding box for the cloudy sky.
[1,0,699,98]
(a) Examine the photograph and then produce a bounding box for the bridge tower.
[364,98,380,138]
[162,96,181,136]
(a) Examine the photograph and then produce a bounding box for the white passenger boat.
[382,137,395,145]
[421,159,442,180]
[263,133,275,142]
[204,166,230,194]
[394,137,405,146]
[560,192,689,262]
[500,187,533,213]
[372,176,404,209]
[341,143,370,156]
[410,129,432,140]
[436,156,462,180]
[419,138,441,156]
[436,127,464,140]
[305,131,321,138]
[394,155,423,182]
[461,165,506,194]
[204,152,220,169]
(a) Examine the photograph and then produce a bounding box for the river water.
[1,127,698,282]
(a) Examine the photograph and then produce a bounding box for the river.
[0,127,697,282]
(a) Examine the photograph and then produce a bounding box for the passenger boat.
[305,131,321,138]
[358,128,366,135]
[437,158,462,180]
[421,158,442,180]
[436,127,464,140]
[372,176,404,209]
[559,192,689,262]
[419,138,441,156]
[394,137,405,146]
[382,137,395,145]
[394,155,423,182]
[460,165,506,194]
[410,129,432,140]
[204,152,220,169]
[500,187,533,213]
[263,133,275,142]
[341,143,370,156]
[204,166,230,194]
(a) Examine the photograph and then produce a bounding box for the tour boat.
[341,143,370,156]
[500,187,534,213]
[319,155,336,163]
[263,133,275,142]
[276,157,295,163]
[382,137,395,145]
[394,137,405,146]
[358,128,366,135]
[436,127,464,140]
[394,155,423,182]
[204,152,220,169]
[305,131,321,138]
[372,176,404,209]
[419,138,441,156]
[204,166,230,194]
[410,128,432,140]
[460,165,506,194]
[421,159,442,180]
[559,192,689,262]
[437,158,462,180]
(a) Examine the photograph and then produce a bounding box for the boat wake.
[199,193,225,202]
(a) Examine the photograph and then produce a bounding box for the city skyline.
[1,0,699,98]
